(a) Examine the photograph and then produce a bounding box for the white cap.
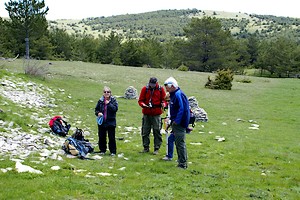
[164,77,178,88]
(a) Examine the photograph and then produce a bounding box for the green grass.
[0,60,299,199]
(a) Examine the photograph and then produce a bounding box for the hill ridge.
[48,9,300,41]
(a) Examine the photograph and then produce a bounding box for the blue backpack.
[63,132,94,159]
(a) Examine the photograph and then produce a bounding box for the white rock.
[50,153,58,160]
[97,172,112,176]
[85,174,96,178]
[124,127,133,132]
[1,168,8,173]
[249,127,259,130]
[91,155,103,160]
[15,161,43,174]
[215,136,225,142]
[51,166,60,170]
[118,153,124,158]
[190,142,202,145]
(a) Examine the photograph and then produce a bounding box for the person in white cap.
[163,77,190,169]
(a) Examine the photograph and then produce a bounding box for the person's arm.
[160,87,167,108]
[108,97,118,112]
[95,100,103,116]
[138,87,149,108]
[174,92,184,125]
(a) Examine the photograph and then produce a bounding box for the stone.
[124,86,138,99]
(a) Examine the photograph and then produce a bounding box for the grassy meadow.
[0,59,299,199]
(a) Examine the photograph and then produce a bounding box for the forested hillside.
[49,9,300,41]
[1,6,300,78]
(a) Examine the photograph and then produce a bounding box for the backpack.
[62,128,94,158]
[63,137,94,158]
[145,85,164,108]
[49,116,71,137]
[145,84,162,93]
[72,127,89,142]
[49,116,61,128]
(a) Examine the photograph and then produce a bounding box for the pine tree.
[5,0,49,59]
[183,17,236,72]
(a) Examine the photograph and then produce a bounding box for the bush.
[23,59,49,79]
[205,69,234,90]
[236,77,252,83]
[177,64,189,71]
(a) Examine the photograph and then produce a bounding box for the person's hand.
[105,100,110,104]
[164,117,169,124]
[142,103,149,108]
[98,113,103,117]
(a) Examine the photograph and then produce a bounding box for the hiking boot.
[140,148,149,153]
[162,156,172,161]
[177,164,187,169]
[153,150,159,155]
[186,127,193,134]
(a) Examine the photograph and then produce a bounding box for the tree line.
[0,0,299,78]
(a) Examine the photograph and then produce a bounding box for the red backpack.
[49,116,62,128]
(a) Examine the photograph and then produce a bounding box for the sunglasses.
[164,83,172,88]
[103,91,111,93]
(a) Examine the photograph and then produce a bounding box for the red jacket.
[138,83,167,116]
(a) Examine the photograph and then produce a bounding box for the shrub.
[236,77,252,83]
[23,59,49,79]
[177,64,189,71]
[205,69,234,90]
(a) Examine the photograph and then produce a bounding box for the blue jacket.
[169,88,190,128]
[95,96,118,127]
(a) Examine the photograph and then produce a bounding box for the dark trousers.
[98,125,116,154]
[141,115,162,150]
[172,123,187,168]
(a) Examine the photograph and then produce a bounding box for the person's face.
[164,84,173,92]
[103,90,111,97]
[149,83,156,89]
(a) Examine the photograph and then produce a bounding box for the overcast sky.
[0,0,299,20]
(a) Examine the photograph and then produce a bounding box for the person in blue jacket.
[95,86,118,156]
[163,77,190,169]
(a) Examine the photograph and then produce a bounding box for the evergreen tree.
[235,38,251,73]
[161,39,185,69]
[73,35,99,62]
[290,45,300,77]
[183,17,237,72]
[120,39,144,67]
[257,37,297,77]
[0,17,18,57]
[49,28,73,60]
[139,38,163,68]
[247,34,259,65]
[30,35,53,60]
[5,0,49,59]
[96,32,122,64]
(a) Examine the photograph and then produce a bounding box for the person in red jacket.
[138,77,167,154]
